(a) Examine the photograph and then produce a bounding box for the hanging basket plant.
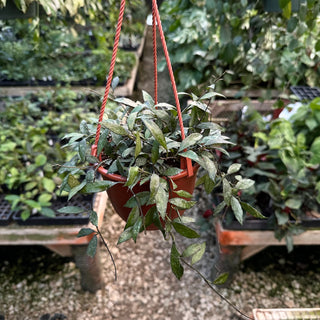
[58,1,263,305]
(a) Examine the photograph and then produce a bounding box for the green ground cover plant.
[0,88,104,220]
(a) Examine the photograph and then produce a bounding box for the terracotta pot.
[97,163,200,230]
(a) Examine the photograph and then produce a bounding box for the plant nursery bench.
[0,191,107,293]
[214,218,320,276]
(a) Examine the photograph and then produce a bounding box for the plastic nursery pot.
[97,163,200,230]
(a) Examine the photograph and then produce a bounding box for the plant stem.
[96,226,118,281]
[180,258,253,320]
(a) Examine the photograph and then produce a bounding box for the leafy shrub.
[215,97,320,250]
[160,0,320,91]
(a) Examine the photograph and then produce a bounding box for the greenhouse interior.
[0,0,320,319]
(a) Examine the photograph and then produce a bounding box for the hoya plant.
[58,85,263,282]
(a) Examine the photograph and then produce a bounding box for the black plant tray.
[222,215,320,231]
[0,78,103,87]
[222,217,275,231]
[0,194,14,226]
[12,194,94,226]
[290,86,320,101]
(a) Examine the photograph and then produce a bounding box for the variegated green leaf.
[178,133,202,151]
[142,119,167,150]
[231,196,243,224]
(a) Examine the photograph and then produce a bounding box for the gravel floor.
[1,196,320,320]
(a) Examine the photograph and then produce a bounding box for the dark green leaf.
[124,191,150,208]
[144,206,164,232]
[125,166,140,187]
[97,129,109,156]
[86,169,95,183]
[170,242,184,280]
[204,174,215,193]
[77,228,95,237]
[172,222,200,238]
[240,202,266,219]
[132,216,143,242]
[90,210,98,227]
[214,201,226,215]
[151,140,160,164]
[68,180,86,200]
[103,121,128,136]
[125,207,139,229]
[78,139,87,162]
[117,227,134,244]
[163,167,183,177]
[87,235,98,257]
[86,155,99,164]
[83,180,116,193]
[287,16,298,32]
[80,120,90,135]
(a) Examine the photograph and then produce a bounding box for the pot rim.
[97,162,200,183]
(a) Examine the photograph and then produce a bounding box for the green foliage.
[59,85,260,279]
[160,0,320,91]
[215,97,320,250]
[0,0,147,85]
[0,88,103,219]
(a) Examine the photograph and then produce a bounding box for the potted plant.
[57,1,263,318]
[58,82,264,273]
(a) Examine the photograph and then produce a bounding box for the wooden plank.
[240,245,269,261]
[45,244,72,257]
[0,55,139,97]
[210,99,276,118]
[0,191,107,246]
[215,220,320,246]
[220,88,286,99]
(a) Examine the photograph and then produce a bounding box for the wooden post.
[72,244,103,293]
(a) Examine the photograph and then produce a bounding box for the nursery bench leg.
[72,244,103,293]
[211,245,242,285]
[45,244,72,257]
